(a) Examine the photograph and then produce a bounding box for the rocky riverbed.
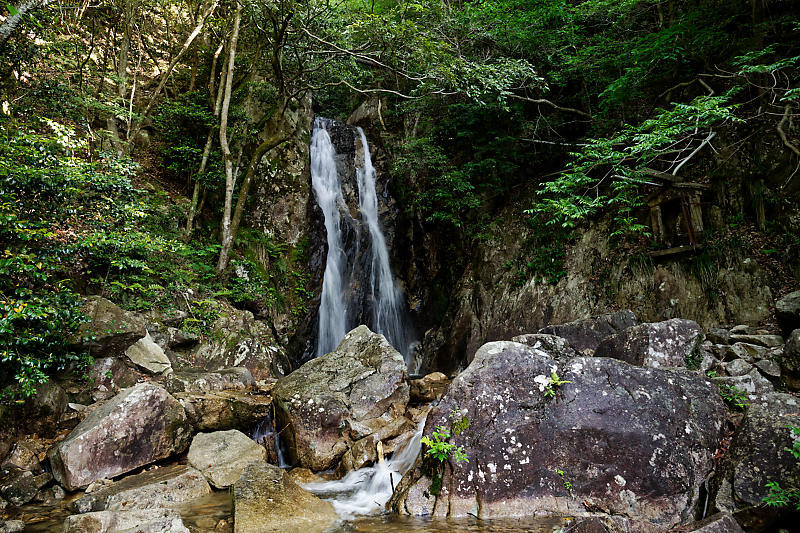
[2,292,800,532]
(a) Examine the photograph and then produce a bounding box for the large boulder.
[390,340,726,528]
[776,290,800,335]
[175,388,272,431]
[49,383,192,490]
[78,296,147,356]
[63,508,190,533]
[232,461,338,533]
[71,464,211,514]
[272,326,409,471]
[539,310,637,353]
[164,368,254,393]
[713,392,800,531]
[594,319,704,368]
[188,430,266,489]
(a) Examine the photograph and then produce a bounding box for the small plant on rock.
[539,370,572,399]
[763,425,800,510]
[421,410,469,464]
[717,383,749,411]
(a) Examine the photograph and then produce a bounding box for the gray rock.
[232,461,338,533]
[125,332,172,374]
[511,333,581,358]
[390,340,726,527]
[0,521,24,533]
[564,517,665,533]
[594,319,704,368]
[273,326,409,471]
[176,389,271,431]
[713,369,775,402]
[164,368,254,394]
[779,329,800,389]
[71,464,211,514]
[148,326,198,351]
[706,328,732,345]
[49,383,192,490]
[754,359,781,378]
[81,356,142,402]
[730,324,756,334]
[78,296,147,356]
[714,393,800,531]
[724,342,768,362]
[776,290,800,335]
[1,439,43,472]
[729,334,784,348]
[539,310,637,353]
[63,508,190,533]
[723,359,753,377]
[686,513,744,532]
[188,431,265,489]
[0,470,51,506]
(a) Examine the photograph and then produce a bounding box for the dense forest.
[1,1,800,531]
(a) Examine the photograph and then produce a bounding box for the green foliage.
[763,426,800,510]
[421,410,469,464]
[717,383,749,411]
[556,469,573,492]
[543,371,572,399]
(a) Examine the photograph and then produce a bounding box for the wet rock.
[232,461,338,533]
[409,372,449,403]
[0,521,24,533]
[511,333,581,358]
[390,340,726,527]
[686,513,744,532]
[776,290,800,335]
[594,319,704,368]
[188,430,266,489]
[714,393,800,531]
[273,326,409,471]
[78,296,147,356]
[539,310,637,353]
[335,416,415,476]
[125,332,172,374]
[63,508,190,533]
[49,383,192,490]
[164,368,254,394]
[564,517,665,533]
[0,469,51,506]
[779,329,800,389]
[71,464,211,513]
[176,389,271,431]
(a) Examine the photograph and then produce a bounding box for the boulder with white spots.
[538,310,637,354]
[390,340,726,528]
[272,325,409,471]
[594,319,704,368]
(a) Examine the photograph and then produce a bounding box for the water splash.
[301,419,425,519]
[311,118,349,357]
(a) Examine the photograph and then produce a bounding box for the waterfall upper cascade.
[310,117,415,361]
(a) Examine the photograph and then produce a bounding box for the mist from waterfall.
[310,118,348,357]
[310,118,415,362]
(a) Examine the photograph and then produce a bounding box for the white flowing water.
[355,127,413,361]
[301,419,425,519]
[311,118,349,357]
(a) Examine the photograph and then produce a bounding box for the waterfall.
[311,118,348,357]
[310,118,415,361]
[355,127,413,360]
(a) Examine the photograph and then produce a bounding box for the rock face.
[71,464,211,514]
[163,368,254,393]
[273,326,409,471]
[49,383,192,490]
[0,469,51,506]
[188,430,266,489]
[63,508,190,533]
[125,332,172,374]
[539,310,638,353]
[776,290,800,335]
[390,340,726,528]
[232,461,338,533]
[780,329,800,389]
[78,296,147,356]
[594,319,704,368]
[714,392,800,531]
[175,388,271,431]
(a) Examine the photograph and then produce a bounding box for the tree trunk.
[216,0,242,274]
[0,0,54,46]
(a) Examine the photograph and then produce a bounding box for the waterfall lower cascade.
[310,117,415,361]
[301,419,425,518]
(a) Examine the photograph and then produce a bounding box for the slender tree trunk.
[185,41,225,239]
[216,0,242,274]
[0,0,54,46]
